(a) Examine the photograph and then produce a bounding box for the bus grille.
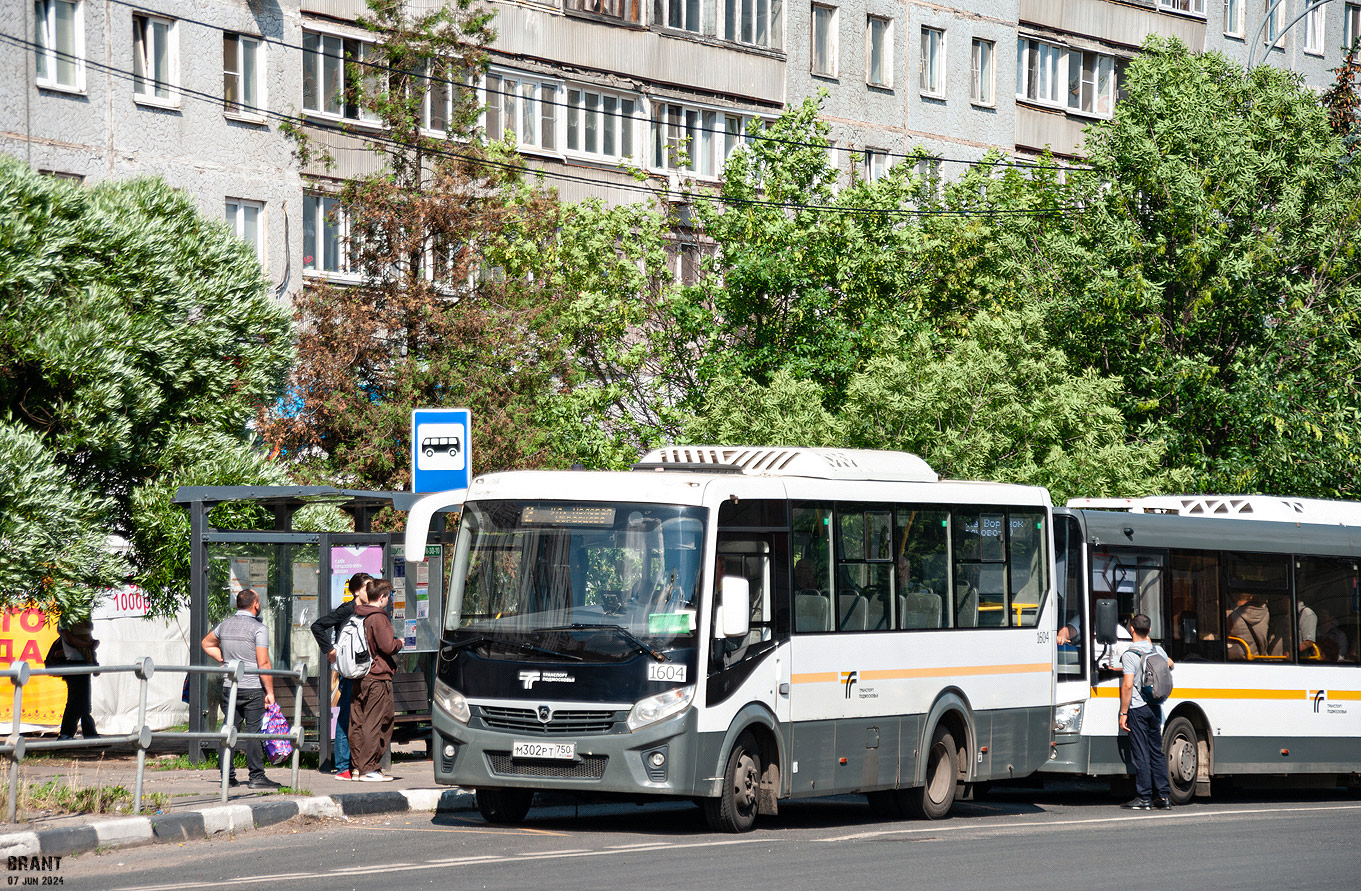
[477,705,620,735]
[487,752,608,779]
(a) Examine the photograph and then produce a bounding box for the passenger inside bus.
[1225,592,1271,660]
[1297,600,1319,659]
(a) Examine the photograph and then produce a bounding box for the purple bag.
[262,702,293,765]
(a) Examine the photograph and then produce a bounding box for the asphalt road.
[54,784,1361,891]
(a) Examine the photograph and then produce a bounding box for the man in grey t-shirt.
[1119,613,1174,810]
[201,589,279,789]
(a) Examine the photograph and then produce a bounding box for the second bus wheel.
[704,732,762,832]
[477,788,534,824]
[902,725,958,820]
[1162,716,1202,806]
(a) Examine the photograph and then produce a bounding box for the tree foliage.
[263,0,680,487]
[1053,39,1361,495]
[0,157,295,616]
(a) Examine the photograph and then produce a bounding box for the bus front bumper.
[431,705,706,798]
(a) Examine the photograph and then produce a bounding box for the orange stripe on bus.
[1089,686,1361,701]
[791,663,1050,684]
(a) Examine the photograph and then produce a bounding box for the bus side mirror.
[1094,598,1119,645]
[719,576,750,638]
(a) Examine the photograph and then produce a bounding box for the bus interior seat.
[956,585,978,628]
[865,586,891,629]
[904,589,943,629]
[796,591,831,633]
[839,592,868,631]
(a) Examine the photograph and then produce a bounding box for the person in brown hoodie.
[348,579,404,781]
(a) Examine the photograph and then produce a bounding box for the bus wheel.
[477,788,534,824]
[1163,716,1200,806]
[903,725,958,820]
[704,732,761,832]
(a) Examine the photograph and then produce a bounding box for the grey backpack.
[1139,648,1174,703]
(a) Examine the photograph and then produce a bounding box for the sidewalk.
[0,737,475,858]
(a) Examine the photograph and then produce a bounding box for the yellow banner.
[0,608,66,726]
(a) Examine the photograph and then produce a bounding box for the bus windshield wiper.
[445,634,584,661]
[561,623,667,663]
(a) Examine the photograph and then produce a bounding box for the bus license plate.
[512,741,576,760]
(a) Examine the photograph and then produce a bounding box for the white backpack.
[335,615,372,679]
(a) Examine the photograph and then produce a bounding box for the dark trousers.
[59,673,97,738]
[222,687,267,781]
[1128,703,1170,801]
[349,675,393,777]
[334,677,352,772]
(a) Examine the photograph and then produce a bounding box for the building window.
[920,27,944,96]
[485,72,559,152]
[724,112,757,161]
[302,31,378,123]
[866,16,891,87]
[225,199,264,262]
[1304,4,1325,53]
[223,33,262,116]
[565,0,641,23]
[132,13,176,103]
[303,193,348,275]
[725,0,780,47]
[1016,37,1062,105]
[1265,0,1285,43]
[1348,3,1361,48]
[1224,0,1244,37]
[565,87,638,162]
[1158,0,1205,13]
[1068,50,1115,117]
[662,0,712,33]
[34,0,82,90]
[863,149,889,181]
[971,37,994,105]
[811,4,837,77]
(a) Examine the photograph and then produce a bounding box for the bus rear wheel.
[704,732,761,833]
[477,788,534,824]
[902,725,958,820]
[1162,716,1200,806]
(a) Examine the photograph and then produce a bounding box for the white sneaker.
[359,771,395,782]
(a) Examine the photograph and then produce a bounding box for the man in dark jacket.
[348,579,404,782]
[310,572,372,780]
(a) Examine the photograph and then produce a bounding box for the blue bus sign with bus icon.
[411,408,470,492]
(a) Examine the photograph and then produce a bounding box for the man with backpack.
[310,572,372,780]
[1119,613,1175,810]
[348,579,404,782]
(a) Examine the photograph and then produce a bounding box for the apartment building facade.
[4,1,1358,297]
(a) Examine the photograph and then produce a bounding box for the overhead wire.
[96,0,1092,173]
[2,29,1075,219]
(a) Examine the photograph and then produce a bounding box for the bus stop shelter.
[173,486,447,768]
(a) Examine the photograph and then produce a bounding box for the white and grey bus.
[1046,496,1361,802]
[412,447,1057,831]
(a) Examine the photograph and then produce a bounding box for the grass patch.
[2,778,170,817]
[150,751,247,771]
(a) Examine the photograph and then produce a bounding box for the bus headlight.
[1053,703,1083,734]
[627,685,695,732]
[433,678,470,724]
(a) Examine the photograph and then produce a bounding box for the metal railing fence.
[0,658,306,822]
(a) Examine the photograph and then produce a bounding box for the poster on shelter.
[292,563,319,629]
[331,546,383,609]
[0,608,65,728]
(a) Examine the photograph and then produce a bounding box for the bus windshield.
[445,500,707,656]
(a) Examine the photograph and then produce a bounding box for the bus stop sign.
[411,407,471,493]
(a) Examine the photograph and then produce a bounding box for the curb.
[0,787,477,859]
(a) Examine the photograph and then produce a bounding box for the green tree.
[264,0,679,483]
[1053,38,1361,495]
[0,158,294,617]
